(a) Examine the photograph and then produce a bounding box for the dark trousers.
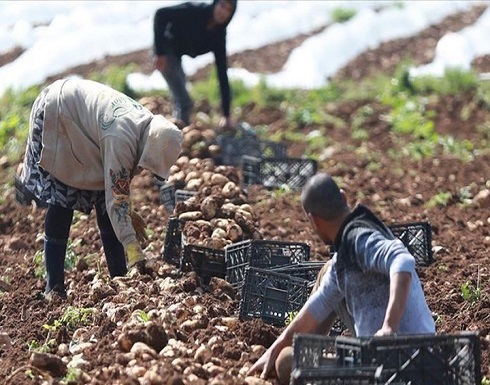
[43,204,127,293]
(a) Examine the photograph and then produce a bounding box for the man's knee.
[275,346,293,385]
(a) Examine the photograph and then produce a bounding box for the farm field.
[0,3,490,384]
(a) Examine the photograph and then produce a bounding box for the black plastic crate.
[291,366,383,385]
[389,221,433,266]
[225,239,311,289]
[182,244,226,285]
[218,135,287,166]
[241,155,318,191]
[160,182,176,213]
[14,174,47,208]
[271,261,326,286]
[175,189,197,203]
[162,217,183,266]
[293,332,481,385]
[239,267,310,326]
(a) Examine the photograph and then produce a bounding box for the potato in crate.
[225,239,311,289]
[182,244,226,285]
[241,155,318,191]
[239,267,310,326]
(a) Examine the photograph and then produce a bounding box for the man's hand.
[154,55,168,72]
[247,345,278,380]
[130,209,148,245]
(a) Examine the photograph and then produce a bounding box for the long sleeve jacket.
[153,1,236,117]
[305,205,436,337]
[39,78,182,248]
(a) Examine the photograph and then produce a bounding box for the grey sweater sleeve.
[303,255,345,324]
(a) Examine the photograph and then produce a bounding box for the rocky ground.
[1,4,490,385]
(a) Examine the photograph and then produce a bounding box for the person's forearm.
[381,271,411,332]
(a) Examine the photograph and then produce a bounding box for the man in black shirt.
[153,0,237,128]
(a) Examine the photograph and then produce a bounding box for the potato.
[226,223,243,242]
[211,228,227,239]
[201,196,219,220]
[176,156,190,168]
[182,129,202,147]
[208,144,221,157]
[179,211,203,221]
[169,164,180,175]
[210,173,229,188]
[222,181,240,199]
[186,178,202,191]
[168,170,185,185]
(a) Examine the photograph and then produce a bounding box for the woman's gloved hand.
[130,209,149,245]
[126,242,146,270]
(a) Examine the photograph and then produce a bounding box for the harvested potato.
[201,196,219,220]
[226,223,243,242]
[211,228,227,239]
[222,181,240,199]
[210,173,229,188]
[179,211,203,221]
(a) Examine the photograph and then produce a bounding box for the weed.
[461,280,481,304]
[331,7,356,23]
[134,309,150,323]
[461,266,482,304]
[426,191,452,208]
[59,306,95,330]
[437,264,449,272]
[285,311,298,326]
[64,367,82,382]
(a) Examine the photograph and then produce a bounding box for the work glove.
[126,242,146,271]
[130,209,149,245]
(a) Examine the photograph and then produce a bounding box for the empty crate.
[182,244,226,285]
[239,267,310,326]
[218,135,288,166]
[292,332,481,385]
[160,182,176,213]
[389,221,433,266]
[242,155,318,190]
[225,239,311,288]
[271,261,326,287]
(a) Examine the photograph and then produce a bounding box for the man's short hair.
[301,173,348,221]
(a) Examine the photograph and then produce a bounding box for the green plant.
[59,306,95,330]
[481,376,490,385]
[134,309,150,323]
[285,311,298,326]
[461,266,482,304]
[426,191,452,208]
[33,249,45,279]
[330,7,356,23]
[410,68,478,95]
[64,367,82,382]
[461,280,481,304]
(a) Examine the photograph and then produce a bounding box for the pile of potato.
[167,156,261,249]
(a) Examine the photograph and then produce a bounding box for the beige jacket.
[39,78,182,248]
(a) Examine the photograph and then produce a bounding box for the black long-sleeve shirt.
[153,1,236,117]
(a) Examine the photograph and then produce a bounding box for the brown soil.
[1,4,490,384]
